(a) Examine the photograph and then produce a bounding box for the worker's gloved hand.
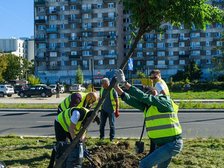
[115,110,120,118]
[115,69,126,84]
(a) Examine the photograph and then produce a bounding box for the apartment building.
[34,0,223,84]
[0,38,34,61]
[34,0,124,84]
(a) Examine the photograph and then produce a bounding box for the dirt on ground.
[83,141,147,168]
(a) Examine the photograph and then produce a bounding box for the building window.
[71,23,76,29]
[38,43,46,49]
[206,41,211,46]
[60,15,65,20]
[108,3,114,8]
[98,60,103,65]
[109,50,115,55]
[109,59,115,65]
[179,42,185,47]
[137,43,143,49]
[60,6,65,11]
[98,22,103,27]
[157,51,165,56]
[97,4,102,8]
[179,51,185,55]
[82,51,91,56]
[146,51,154,56]
[191,50,200,56]
[50,52,57,57]
[109,41,115,46]
[217,41,222,46]
[179,60,185,65]
[157,42,165,48]
[108,12,114,18]
[146,43,154,48]
[49,34,57,39]
[169,51,173,56]
[158,60,165,65]
[168,43,173,47]
[70,5,76,10]
[190,33,200,38]
[206,32,210,37]
[108,22,114,27]
[71,51,77,56]
[97,13,102,18]
[98,41,103,46]
[49,15,57,20]
[38,25,45,30]
[206,50,211,55]
[137,52,143,57]
[60,24,65,29]
[60,42,65,48]
[71,60,77,66]
[169,60,174,65]
[146,61,154,66]
[83,60,88,68]
[71,42,77,47]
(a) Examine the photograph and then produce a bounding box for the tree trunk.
[55,26,148,168]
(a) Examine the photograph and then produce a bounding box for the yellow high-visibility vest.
[144,101,182,139]
[100,88,116,111]
[58,107,89,134]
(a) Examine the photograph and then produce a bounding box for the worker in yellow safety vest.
[99,78,119,142]
[114,69,183,168]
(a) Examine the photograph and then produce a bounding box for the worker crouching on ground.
[49,93,98,168]
[114,69,183,168]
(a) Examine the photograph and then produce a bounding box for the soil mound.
[83,141,147,168]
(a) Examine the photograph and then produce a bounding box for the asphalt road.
[0,110,224,138]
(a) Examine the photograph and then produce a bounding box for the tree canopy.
[76,65,84,84]
[120,0,224,68]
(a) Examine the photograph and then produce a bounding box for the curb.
[1,108,224,113]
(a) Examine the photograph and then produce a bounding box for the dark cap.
[70,93,82,106]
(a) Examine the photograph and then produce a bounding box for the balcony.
[34,0,45,5]
[46,28,58,33]
[35,18,46,23]
[35,38,46,42]
[68,18,82,23]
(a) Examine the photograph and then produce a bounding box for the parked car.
[69,84,86,92]
[49,84,65,93]
[0,84,14,97]
[14,84,29,93]
[18,85,53,98]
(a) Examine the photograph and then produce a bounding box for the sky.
[0,0,34,39]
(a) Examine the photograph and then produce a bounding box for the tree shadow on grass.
[3,154,50,167]
[14,144,53,151]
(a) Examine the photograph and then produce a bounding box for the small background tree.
[75,65,84,84]
[27,75,40,85]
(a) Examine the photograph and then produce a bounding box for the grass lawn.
[171,90,224,99]
[0,136,224,168]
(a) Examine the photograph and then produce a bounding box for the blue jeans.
[139,139,183,168]
[99,109,115,141]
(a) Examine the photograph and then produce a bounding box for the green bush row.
[168,81,224,92]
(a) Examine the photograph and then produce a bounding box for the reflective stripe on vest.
[144,101,182,139]
[59,95,71,111]
[58,107,89,134]
[100,87,116,110]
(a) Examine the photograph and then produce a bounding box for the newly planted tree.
[55,1,224,167]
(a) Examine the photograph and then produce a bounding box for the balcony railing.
[34,0,45,5]
[46,28,58,33]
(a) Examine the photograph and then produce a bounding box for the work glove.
[115,69,126,84]
[115,110,120,118]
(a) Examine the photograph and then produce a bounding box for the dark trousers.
[54,120,82,168]
[99,109,115,141]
